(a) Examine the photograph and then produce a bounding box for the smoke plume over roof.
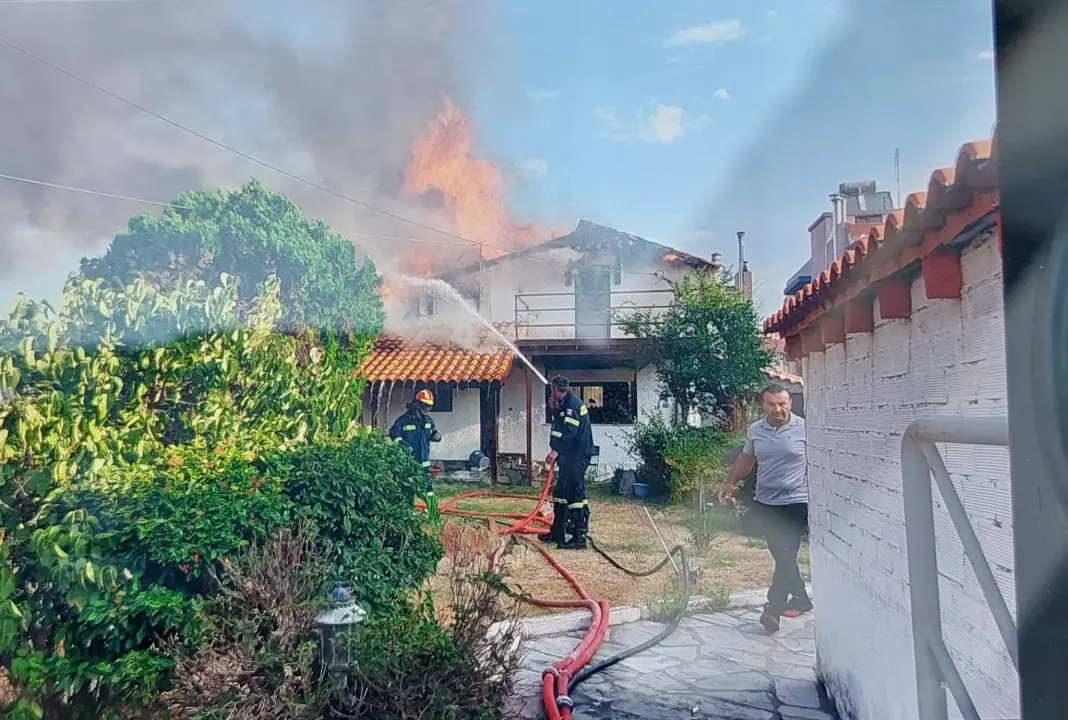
[0,0,496,298]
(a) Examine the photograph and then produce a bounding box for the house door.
[575,266,612,339]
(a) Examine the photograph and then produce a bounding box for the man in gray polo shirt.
[718,383,810,633]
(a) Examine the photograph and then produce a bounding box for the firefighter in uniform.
[389,389,442,497]
[539,376,595,550]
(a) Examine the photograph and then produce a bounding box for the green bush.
[628,414,675,497]
[628,416,727,501]
[274,439,442,609]
[336,585,519,719]
[0,267,387,719]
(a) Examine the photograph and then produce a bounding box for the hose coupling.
[542,667,561,681]
[555,694,575,710]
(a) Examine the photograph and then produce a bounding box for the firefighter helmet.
[415,389,435,407]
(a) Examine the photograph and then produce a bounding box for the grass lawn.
[426,482,810,616]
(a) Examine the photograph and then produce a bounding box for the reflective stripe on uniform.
[552,497,568,504]
[579,404,588,416]
[551,430,563,437]
[393,437,403,443]
[421,461,432,467]
[567,499,589,509]
[403,424,418,431]
[425,423,432,429]
[564,417,580,426]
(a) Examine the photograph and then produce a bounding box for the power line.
[0,36,685,276]
[0,33,487,247]
[0,171,474,247]
[0,171,192,209]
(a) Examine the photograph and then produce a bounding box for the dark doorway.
[479,384,500,481]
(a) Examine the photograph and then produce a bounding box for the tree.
[620,270,773,424]
[80,179,384,338]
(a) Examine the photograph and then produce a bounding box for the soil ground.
[427,482,810,616]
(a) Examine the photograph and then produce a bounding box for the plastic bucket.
[633,482,650,499]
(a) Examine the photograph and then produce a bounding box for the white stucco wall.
[498,363,666,479]
[804,233,1015,720]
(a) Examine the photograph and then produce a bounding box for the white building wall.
[449,251,690,340]
[498,363,665,479]
[805,233,1016,720]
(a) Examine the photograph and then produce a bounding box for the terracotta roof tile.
[765,130,999,335]
[360,336,514,385]
[765,368,803,386]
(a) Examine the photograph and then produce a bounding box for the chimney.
[710,252,722,266]
[736,232,745,292]
[830,193,846,226]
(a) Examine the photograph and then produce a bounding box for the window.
[415,382,453,412]
[545,381,636,425]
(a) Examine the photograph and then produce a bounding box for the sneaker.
[783,597,813,618]
[759,609,781,633]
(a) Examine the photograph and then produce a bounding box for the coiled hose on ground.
[417,466,690,720]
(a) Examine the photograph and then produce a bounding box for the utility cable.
[0,35,688,277]
[0,171,193,209]
[0,34,574,269]
[569,537,691,691]
[0,171,477,247]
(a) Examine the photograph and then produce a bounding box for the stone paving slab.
[507,605,838,720]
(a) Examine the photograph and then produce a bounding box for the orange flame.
[404,98,548,271]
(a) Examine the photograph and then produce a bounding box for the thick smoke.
[0,0,494,296]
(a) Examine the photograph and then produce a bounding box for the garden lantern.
[316,585,366,671]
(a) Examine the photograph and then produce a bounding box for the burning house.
[361,220,751,483]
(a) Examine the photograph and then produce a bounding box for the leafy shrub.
[335,542,520,719]
[628,415,727,501]
[627,414,675,497]
[274,439,442,609]
[0,267,387,719]
[663,424,726,501]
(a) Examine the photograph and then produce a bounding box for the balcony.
[513,288,675,342]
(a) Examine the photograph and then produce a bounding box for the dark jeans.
[755,501,810,614]
[550,456,590,540]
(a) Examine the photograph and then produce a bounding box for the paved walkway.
[507,603,838,720]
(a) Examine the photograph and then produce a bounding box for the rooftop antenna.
[894,147,902,207]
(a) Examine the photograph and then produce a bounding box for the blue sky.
[480,0,997,316]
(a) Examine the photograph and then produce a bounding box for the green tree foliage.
[79,180,384,337]
[0,272,437,719]
[620,270,773,423]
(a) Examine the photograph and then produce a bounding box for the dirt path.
[428,484,810,616]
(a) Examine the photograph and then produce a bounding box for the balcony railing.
[513,288,674,341]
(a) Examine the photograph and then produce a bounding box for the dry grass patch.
[426,485,804,615]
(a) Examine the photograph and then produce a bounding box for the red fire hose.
[417,463,607,720]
